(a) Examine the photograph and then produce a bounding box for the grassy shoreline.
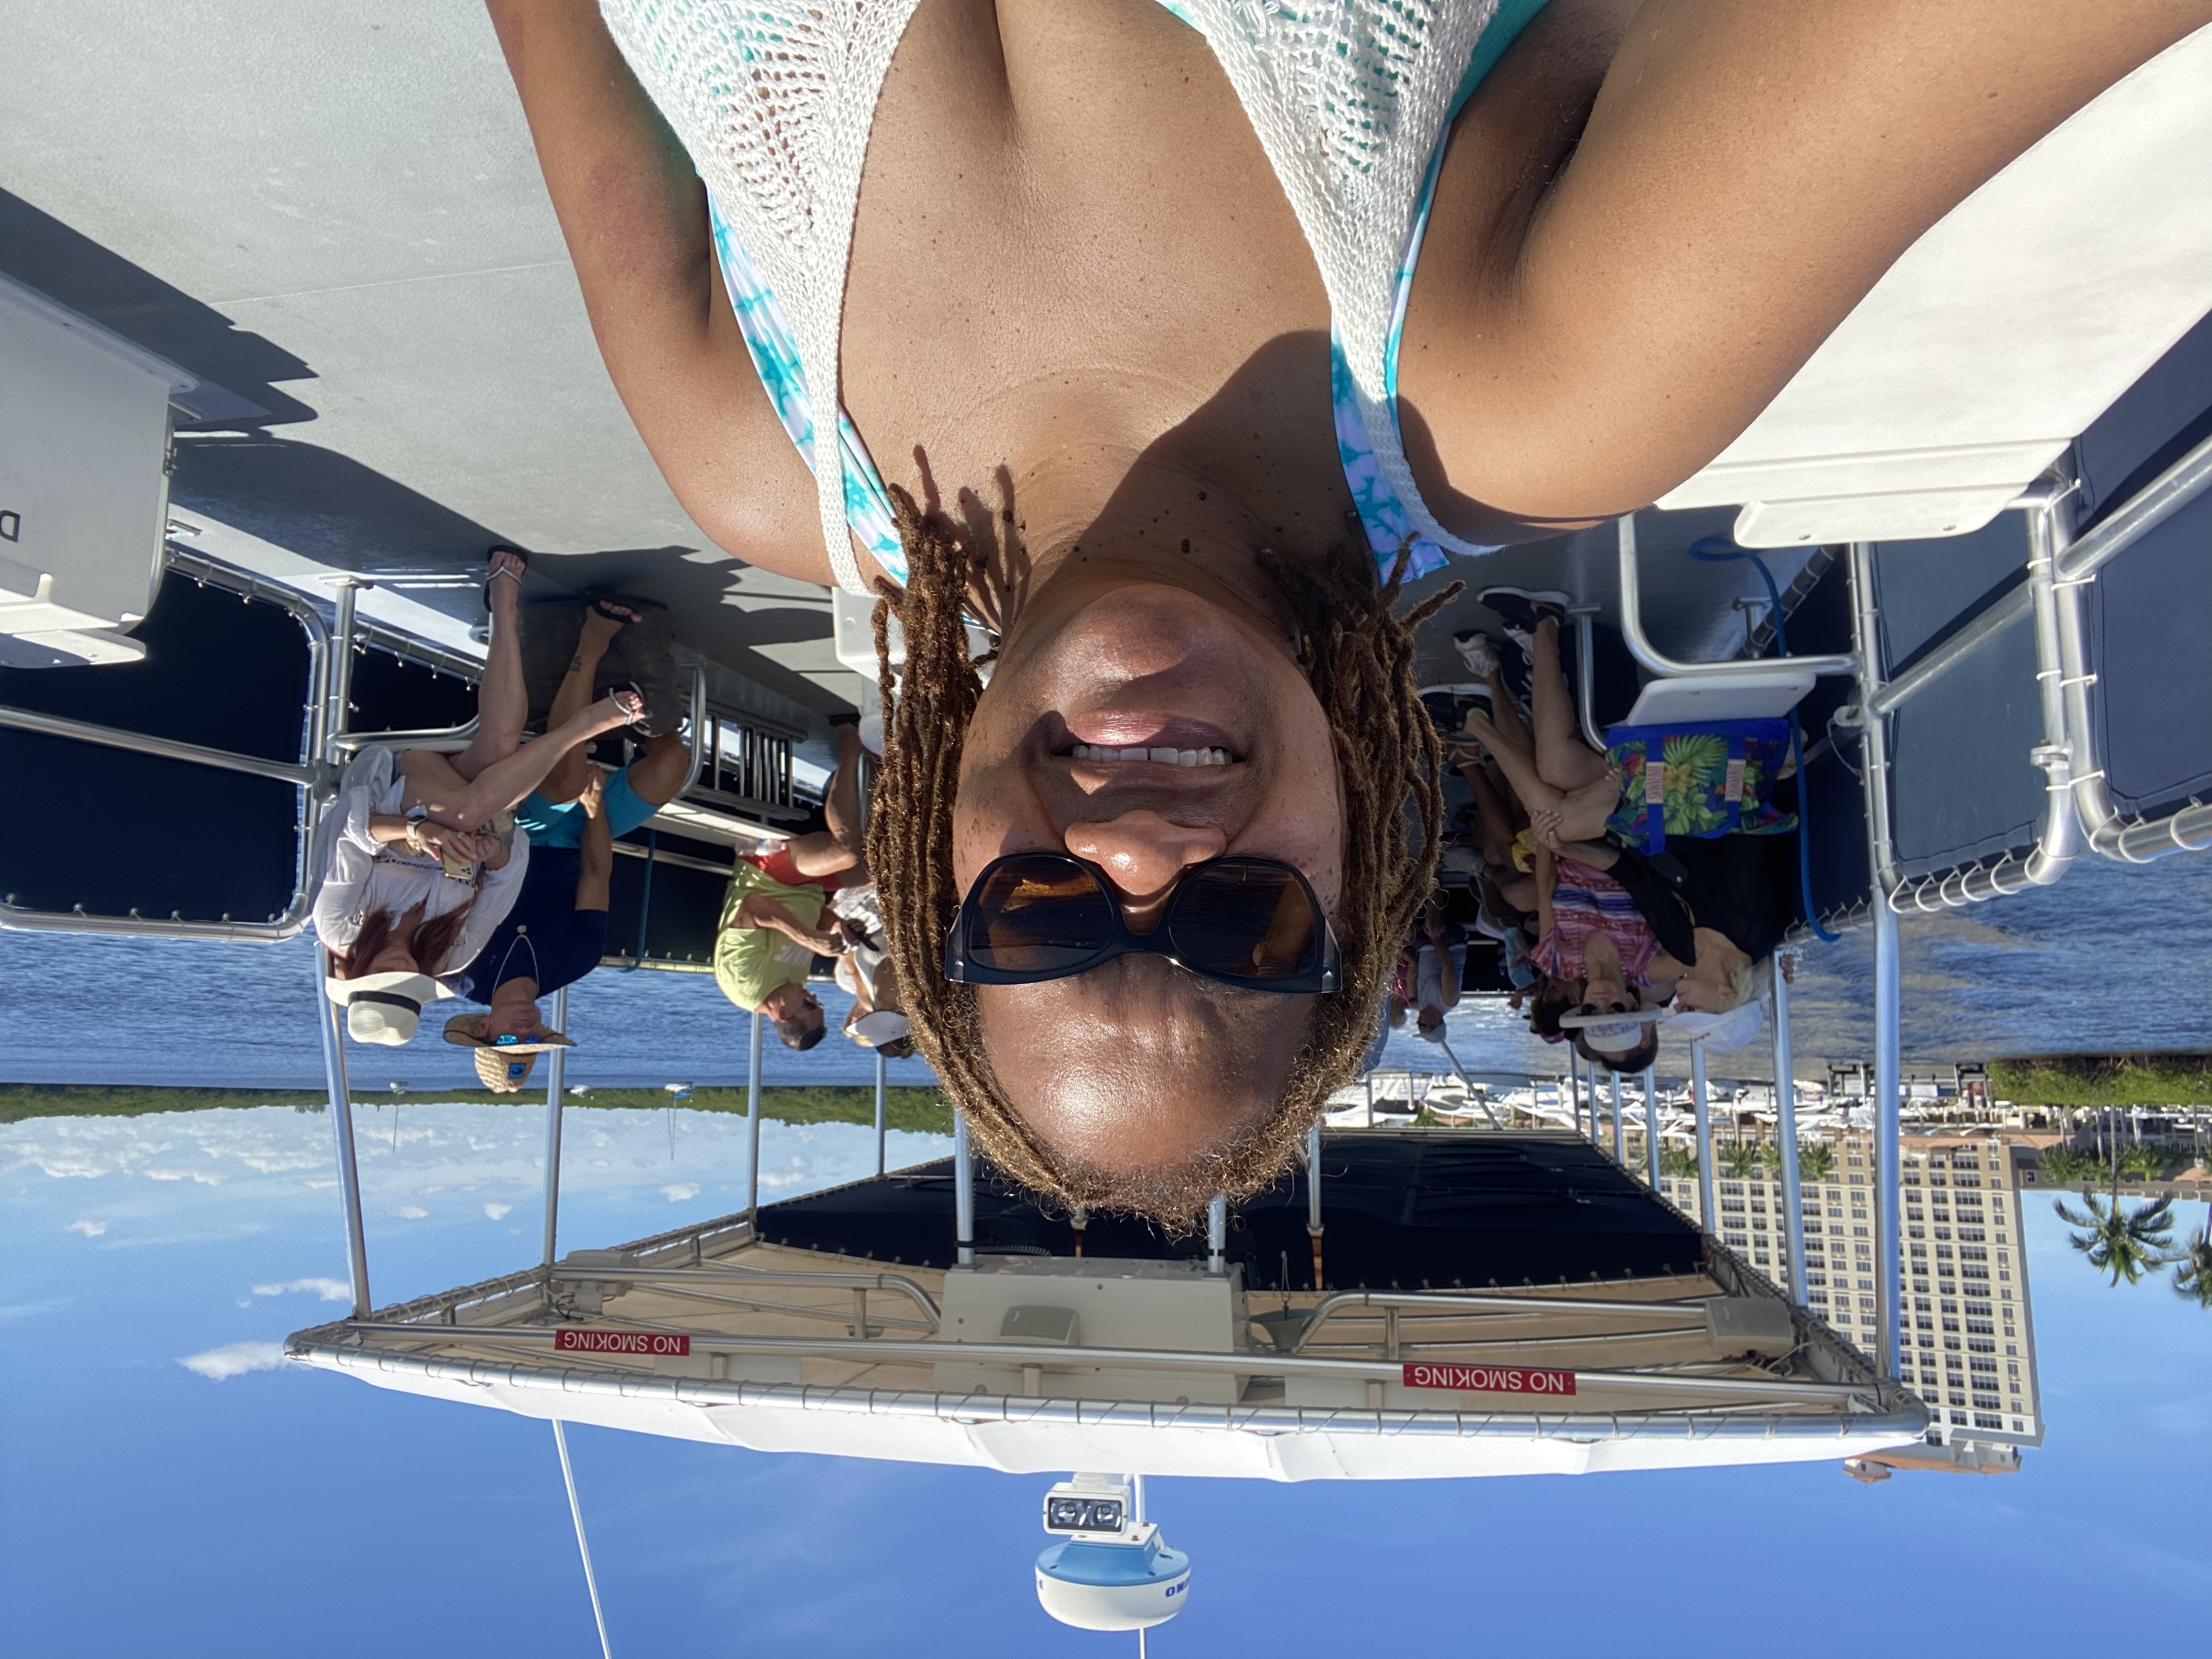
[1989,1054,2212,1109]
[0,1082,954,1135]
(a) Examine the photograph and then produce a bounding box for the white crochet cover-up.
[599,0,1503,594]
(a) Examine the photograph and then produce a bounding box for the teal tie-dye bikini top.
[696,1,1550,589]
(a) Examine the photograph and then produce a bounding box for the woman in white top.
[489,0,2209,1220]
[314,549,647,991]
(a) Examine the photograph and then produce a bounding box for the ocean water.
[0,928,940,1091]
[3,848,2205,1091]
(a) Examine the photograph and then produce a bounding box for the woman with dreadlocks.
[490,0,2207,1217]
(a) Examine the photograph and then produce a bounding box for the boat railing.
[2050,429,2212,862]
[0,544,331,942]
[307,1311,1894,1414]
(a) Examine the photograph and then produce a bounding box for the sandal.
[483,546,529,608]
[611,683,651,731]
[589,597,642,628]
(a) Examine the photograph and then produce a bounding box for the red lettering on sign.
[554,1329,691,1357]
[1401,1362,1576,1396]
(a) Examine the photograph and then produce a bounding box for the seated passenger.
[713,721,870,1048]
[314,548,644,1042]
[437,769,610,1090]
[437,599,697,1085]
[1463,610,1797,1014]
[1386,896,1464,1043]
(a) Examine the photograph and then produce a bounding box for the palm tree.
[1660,1145,1700,1180]
[2117,1144,2164,1183]
[2174,1227,2212,1310]
[1796,1144,1837,1185]
[1720,1144,1764,1180]
[2053,1187,2179,1287]
[2038,1144,2102,1190]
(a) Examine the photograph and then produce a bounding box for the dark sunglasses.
[943,852,1340,994]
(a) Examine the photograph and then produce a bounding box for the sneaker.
[1452,629,1501,677]
[1477,587,1572,644]
[1420,687,1492,743]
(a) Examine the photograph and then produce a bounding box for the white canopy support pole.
[1771,966,1808,1303]
[873,1048,887,1177]
[325,579,359,757]
[744,1008,763,1217]
[541,984,569,1271]
[551,1419,614,1659]
[1872,888,1904,1376]
[315,946,371,1317]
[1643,1068,1661,1190]
[1206,1194,1227,1276]
[953,1109,975,1266]
[1610,1069,1625,1163]
[1306,1119,1325,1291]
[1692,1039,1716,1233]
[1848,538,1905,1376]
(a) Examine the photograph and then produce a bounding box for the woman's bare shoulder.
[1400,0,2212,529]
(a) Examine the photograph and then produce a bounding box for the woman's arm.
[486,1,825,578]
[1534,845,1558,941]
[733,892,848,955]
[1406,0,2212,528]
[435,836,534,975]
[573,775,616,913]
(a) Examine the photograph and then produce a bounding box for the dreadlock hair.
[865,484,1457,1226]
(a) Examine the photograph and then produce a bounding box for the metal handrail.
[1,546,334,942]
[608,840,732,877]
[1865,586,2030,718]
[2044,443,2212,864]
[1844,524,2083,916]
[298,1340,1929,1440]
[2058,427,2212,584]
[329,719,478,754]
[1616,515,1858,682]
[1861,481,2075,718]
[549,1264,941,1329]
[1289,1290,1711,1356]
[335,1320,1881,1405]
[0,701,322,786]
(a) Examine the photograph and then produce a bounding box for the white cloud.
[250,1277,350,1304]
[398,1205,428,1219]
[0,1298,74,1324]
[179,1341,287,1380]
[144,1168,224,1184]
[65,1218,108,1237]
[661,1183,701,1202]
[483,1202,513,1220]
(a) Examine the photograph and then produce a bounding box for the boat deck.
[289,1130,1926,1481]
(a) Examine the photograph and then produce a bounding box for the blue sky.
[4,1097,2209,1657]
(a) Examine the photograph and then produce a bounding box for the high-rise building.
[1658,1132,2043,1454]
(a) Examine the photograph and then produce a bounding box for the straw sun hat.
[442,1015,577,1093]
